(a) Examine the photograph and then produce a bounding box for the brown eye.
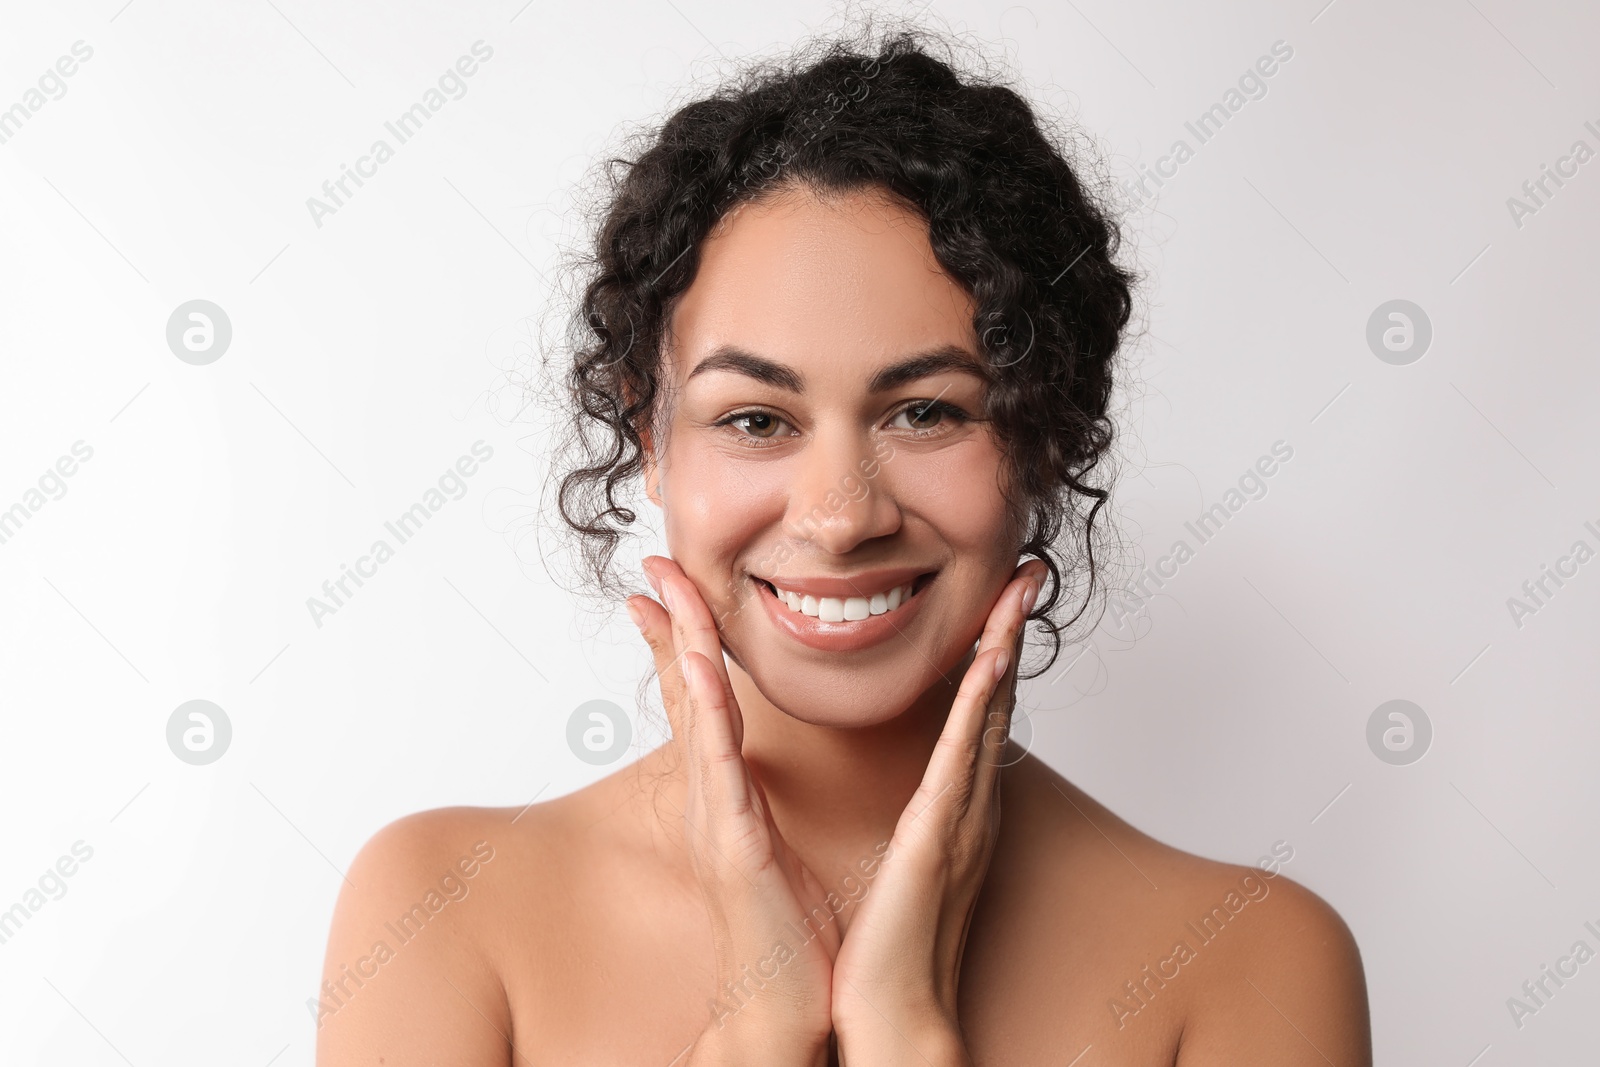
[889,399,968,434]
[742,412,780,438]
[729,411,784,438]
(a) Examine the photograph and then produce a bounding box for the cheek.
[660,442,788,603]
[892,441,1012,553]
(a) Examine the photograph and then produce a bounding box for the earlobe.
[641,432,663,508]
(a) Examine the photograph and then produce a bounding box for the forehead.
[665,185,979,386]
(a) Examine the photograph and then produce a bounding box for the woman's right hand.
[629,555,840,1066]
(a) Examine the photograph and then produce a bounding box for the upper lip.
[754,567,934,599]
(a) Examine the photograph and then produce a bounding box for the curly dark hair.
[538,21,1137,680]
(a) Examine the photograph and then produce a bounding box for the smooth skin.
[636,552,1038,1065]
[315,185,1371,1066]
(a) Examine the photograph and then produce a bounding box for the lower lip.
[754,575,932,653]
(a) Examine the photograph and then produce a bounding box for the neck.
[712,648,975,880]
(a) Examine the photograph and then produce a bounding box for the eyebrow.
[685,344,991,393]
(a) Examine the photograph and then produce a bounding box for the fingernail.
[661,580,677,613]
[992,648,1010,681]
[1021,579,1039,615]
[626,600,644,631]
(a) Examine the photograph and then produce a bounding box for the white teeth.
[769,580,918,621]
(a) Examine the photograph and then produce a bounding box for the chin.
[770,691,918,729]
[731,641,966,730]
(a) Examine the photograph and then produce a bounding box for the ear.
[641,426,663,508]
[629,383,663,509]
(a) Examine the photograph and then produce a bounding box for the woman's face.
[644,183,1024,728]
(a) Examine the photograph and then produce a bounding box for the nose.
[783,428,901,554]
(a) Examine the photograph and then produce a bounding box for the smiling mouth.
[754,572,936,623]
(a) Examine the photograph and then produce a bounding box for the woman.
[317,27,1370,1066]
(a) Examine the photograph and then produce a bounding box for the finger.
[628,592,689,742]
[682,649,756,823]
[974,617,1028,801]
[648,557,742,730]
[681,649,792,908]
[636,585,731,860]
[641,556,707,741]
[919,565,1040,814]
[920,643,1013,814]
[955,565,1034,747]
[971,560,1045,663]
[643,557,758,820]
[972,563,1043,795]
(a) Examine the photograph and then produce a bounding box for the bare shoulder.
[313,804,521,1065]
[1172,861,1371,1066]
[1009,760,1370,1064]
[314,761,660,1066]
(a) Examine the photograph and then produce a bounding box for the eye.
[715,409,794,445]
[712,398,973,448]
[889,399,971,436]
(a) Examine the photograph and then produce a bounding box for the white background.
[1,0,1596,1063]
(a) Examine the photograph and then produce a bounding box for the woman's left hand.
[829,560,1047,1066]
